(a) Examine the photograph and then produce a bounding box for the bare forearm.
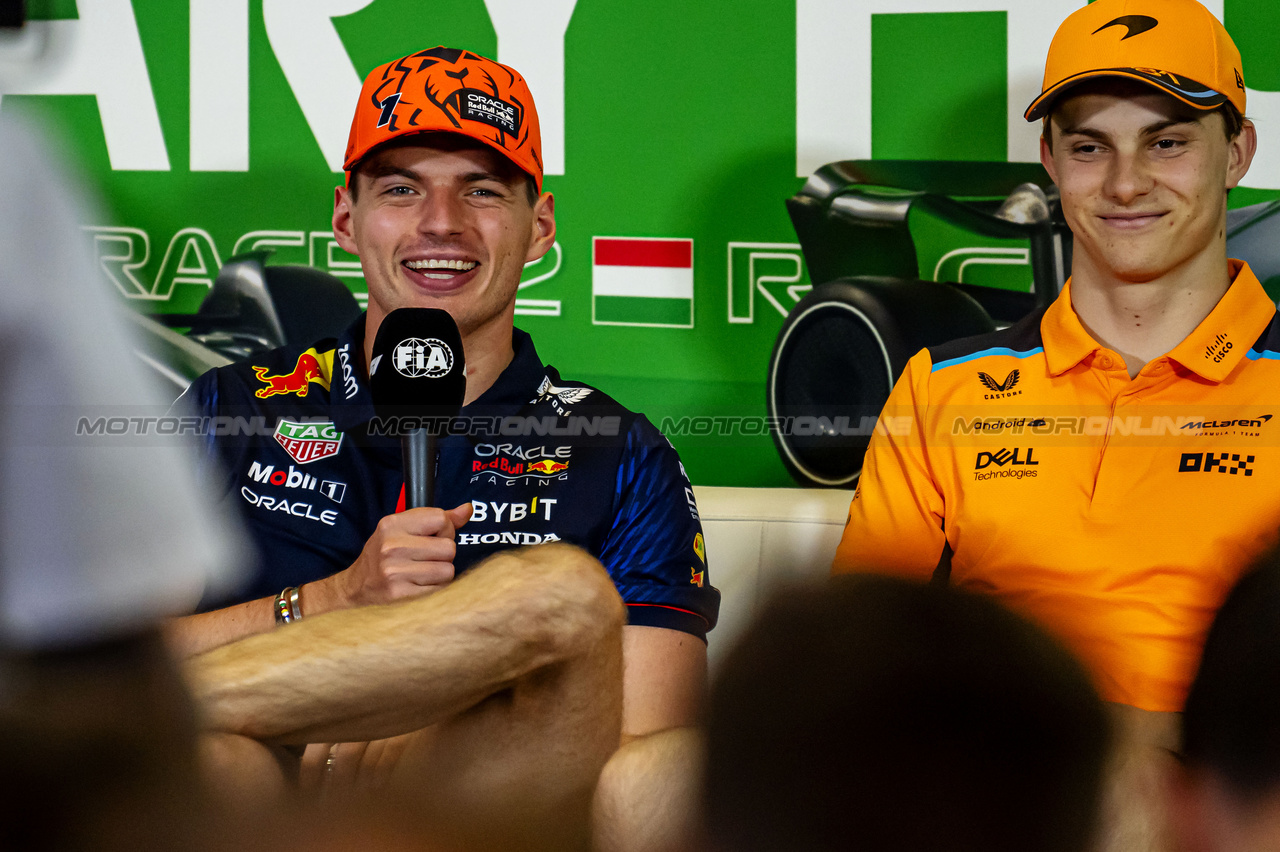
[594,727,706,852]
[620,626,708,743]
[1094,704,1180,852]
[185,544,624,745]
[164,597,276,659]
[163,571,362,659]
[166,504,471,660]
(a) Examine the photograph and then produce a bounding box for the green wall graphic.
[4,0,1280,486]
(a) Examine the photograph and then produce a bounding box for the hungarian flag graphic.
[592,237,694,328]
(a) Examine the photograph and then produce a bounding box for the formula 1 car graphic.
[770,159,1280,488]
[128,252,362,397]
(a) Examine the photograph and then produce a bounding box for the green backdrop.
[4,0,1279,486]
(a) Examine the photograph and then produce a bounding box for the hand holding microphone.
[310,309,472,613]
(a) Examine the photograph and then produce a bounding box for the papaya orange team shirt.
[833,261,1280,711]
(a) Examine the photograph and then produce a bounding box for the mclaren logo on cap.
[1093,15,1159,40]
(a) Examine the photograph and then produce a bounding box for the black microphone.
[368,308,466,509]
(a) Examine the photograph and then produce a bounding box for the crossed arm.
[174,503,706,741]
[185,542,625,745]
[181,516,706,849]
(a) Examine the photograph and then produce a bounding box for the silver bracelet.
[274,586,301,624]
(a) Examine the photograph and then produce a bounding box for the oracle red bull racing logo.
[470,443,570,483]
[274,418,343,464]
[253,349,331,399]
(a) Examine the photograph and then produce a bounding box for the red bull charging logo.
[253,349,331,399]
[526,459,569,475]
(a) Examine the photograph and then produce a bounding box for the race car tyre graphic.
[262,264,363,346]
[768,276,995,488]
[186,255,362,361]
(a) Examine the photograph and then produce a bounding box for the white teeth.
[405,259,478,271]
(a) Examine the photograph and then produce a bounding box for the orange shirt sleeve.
[832,349,946,579]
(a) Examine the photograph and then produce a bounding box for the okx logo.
[974,447,1039,481]
[1179,452,1255,476]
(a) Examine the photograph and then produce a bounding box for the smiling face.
[333,134,555,357]
[1041,80,1255,289]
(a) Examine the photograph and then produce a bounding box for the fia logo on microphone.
[393,337,454,378]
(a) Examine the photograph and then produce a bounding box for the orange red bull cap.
[344,46,543,191]
[1025,0,1245,122]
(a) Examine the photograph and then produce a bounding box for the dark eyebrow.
[1140,117,1201,135]
[361,165,516,187]
[363,163,421,183]
[1058,117,1200,140]
[462,170,518,186]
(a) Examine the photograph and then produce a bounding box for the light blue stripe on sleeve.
[1247,349,1280,361]
[932,347,1045,372]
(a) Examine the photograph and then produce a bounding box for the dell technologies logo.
[974,447,1039,481]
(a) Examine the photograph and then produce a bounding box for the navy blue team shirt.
[182,316,719,640]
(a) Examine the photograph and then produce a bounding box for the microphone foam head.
[369,308,467,416]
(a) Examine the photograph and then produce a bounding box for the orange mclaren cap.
[1025,0,1245,122]
[343,46,543,191]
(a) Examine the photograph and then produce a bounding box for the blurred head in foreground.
[704,575,1110,852]
[1177,550,1280,851]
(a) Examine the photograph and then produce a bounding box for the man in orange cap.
[834,0,1277,847]
[169,47,716,850]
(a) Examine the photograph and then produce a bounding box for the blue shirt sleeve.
[169,369,236,497]
[598,415,720,641]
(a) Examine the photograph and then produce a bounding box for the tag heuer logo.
[274,418,342,464]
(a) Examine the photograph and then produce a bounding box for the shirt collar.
[327,317,547,431]
[1166,261,1273,382]
[466,327,546,412]
[1041,260,1273,382]
[1041,279,1101,377]
[329,314,376,432]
